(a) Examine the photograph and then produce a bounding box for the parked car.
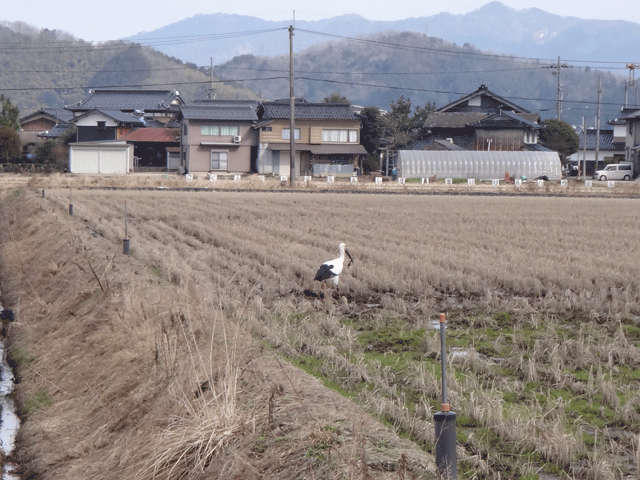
[593,163,634,181]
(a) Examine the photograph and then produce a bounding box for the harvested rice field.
[1,177,639,479]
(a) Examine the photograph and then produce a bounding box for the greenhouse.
[397,150,562,180]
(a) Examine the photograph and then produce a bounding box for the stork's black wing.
[314,263,336,282]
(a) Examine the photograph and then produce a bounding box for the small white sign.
[445,178,453,185]
[350,176,358,184]
[375,177,382,184]
[608,180,615,188]
[515,179,522,187]
[185,173,193,181]
[537,179,544,187]
[327,176,335,183]
[492,179,499,187]
[234,175,241,181]
[585,180,593,188]
[304,176,312,182]
[421,178,428,185]
[280,175,288,182]
[561,179,568,187]
[207,173,217,182]
[398,177,405,185]
[258,175,265,182]
[467,178,475,186]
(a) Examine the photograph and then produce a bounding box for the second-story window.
[282,128,300,140]
[322,129,358,143]
[523,131,537,144]
[97,121,106,129]
[201,126,239,136]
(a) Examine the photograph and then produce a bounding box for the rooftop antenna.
[208,57,216,100]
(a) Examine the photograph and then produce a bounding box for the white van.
[594,163,634,181]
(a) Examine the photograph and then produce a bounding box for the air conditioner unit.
[233,135,242,143]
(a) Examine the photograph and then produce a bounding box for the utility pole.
[595,76,602,173]
[208,57,215,100]
[625,64,640,107]
[547,57,569,121]
[582,116,587,180]
[289,18,296,188]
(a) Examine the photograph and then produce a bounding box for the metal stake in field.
[434,312,458,479]
[123,201,130,255]
[68,188,73,215]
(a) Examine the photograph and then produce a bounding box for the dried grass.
[2,180,640,479]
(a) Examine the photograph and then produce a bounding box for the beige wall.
[184,120,258,173]
[259,120,360,145]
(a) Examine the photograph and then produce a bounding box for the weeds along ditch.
[6,185,640,479]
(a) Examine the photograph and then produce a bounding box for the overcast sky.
[3,0,640,41]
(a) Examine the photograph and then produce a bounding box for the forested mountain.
[215,31,628,127]
[123,2,640,68]
[0,22,259,118]
[0,16,631,128]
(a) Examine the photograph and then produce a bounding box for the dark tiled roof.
[434,139,466,150]
[468,110,542,129]
[425,112,487,128]
[20,108,74,124]
[425,111,539,129]
[119,128,179,142]
[405,135,473,151]
[66,89,182,112]
[579,129,625,151]
[437,84,530,114]
[70,109,145,125]
[261,102,358,121]
[180,104,258,122]
[38,123,73,138]
[192,99,260,108]
[523,143,553,152]
[619,107,640,119]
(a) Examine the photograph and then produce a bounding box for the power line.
[295,76,627,108]
[0,28,286,54]
[295,28,637,67]
[213,64,550,76]
[0,77,285,92]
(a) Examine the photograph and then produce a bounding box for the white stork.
[314,242,353,292]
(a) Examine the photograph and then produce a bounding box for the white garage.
[69,141,133,174]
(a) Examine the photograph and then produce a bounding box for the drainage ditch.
[0,304,19,480]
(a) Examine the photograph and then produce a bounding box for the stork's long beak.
[345,249,353,266]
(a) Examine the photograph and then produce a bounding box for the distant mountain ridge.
[124,2,640,67]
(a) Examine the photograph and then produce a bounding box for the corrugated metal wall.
[398,151,562,180]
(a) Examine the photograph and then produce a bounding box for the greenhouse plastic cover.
[398,151,562,180]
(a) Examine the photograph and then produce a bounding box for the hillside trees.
[0,95,20,130]
[322,93,350,104]
[0,127,21,162]
[0,24,259,116]
[216,31,626,127]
